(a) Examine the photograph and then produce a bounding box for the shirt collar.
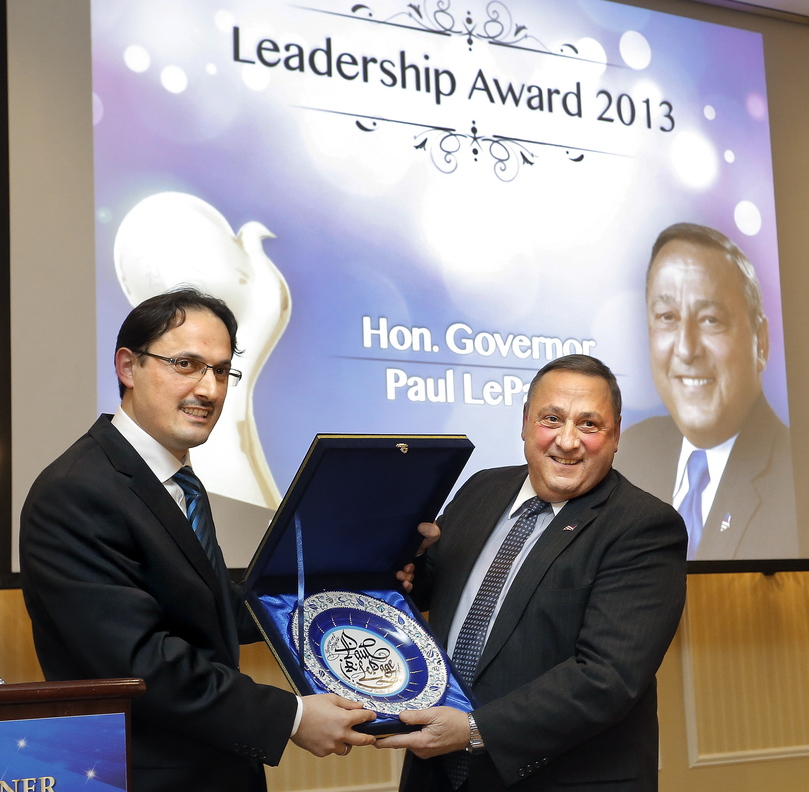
[510,476,567,518]
[111,406,186,484]
[675,433,738,496]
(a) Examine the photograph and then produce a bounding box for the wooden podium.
[0,678,145,790]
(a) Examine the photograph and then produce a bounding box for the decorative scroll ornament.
[414,122,542,182]
[300,2,611,180]
[349,1,554,52]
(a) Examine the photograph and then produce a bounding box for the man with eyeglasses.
[19,288,374,792]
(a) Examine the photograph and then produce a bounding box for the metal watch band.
[466,712,485,754]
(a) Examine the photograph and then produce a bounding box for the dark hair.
[116,287,240,397]
[647,222,765,330]
[526,354,622,421]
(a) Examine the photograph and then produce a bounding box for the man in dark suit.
[20,288,374,792]
[615,223,798,560]
[379,355,687,791]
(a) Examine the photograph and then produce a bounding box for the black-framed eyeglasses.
[137,351,242,387]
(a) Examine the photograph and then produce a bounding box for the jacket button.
[518,769,526,778]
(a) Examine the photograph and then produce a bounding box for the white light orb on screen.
[242,64,272,92]
[724,150,735,163]
[734,200,762,236]
[206,63,218,75]
[619,31,651,70]
[704,105,716,121]
[575,37,608,78]
[160,65,188,94]
[214,10,236,33]
[746,92,767,121]
[123,44,150,73]
[670,131,718,189]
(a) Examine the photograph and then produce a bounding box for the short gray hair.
[526,355,621,422]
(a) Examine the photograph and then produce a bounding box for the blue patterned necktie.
[452,495,549,684]
[678,450,710,560]
[445,495,548,789]
[173,466,220,569]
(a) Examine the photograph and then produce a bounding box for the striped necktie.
[678,450,710,560]
[445,495,548,789]
[451,495,549,685]
[173,466,220,569]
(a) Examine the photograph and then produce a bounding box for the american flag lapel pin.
[720,513,732,532]
[563,523,577,532]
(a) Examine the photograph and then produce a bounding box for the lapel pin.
[720,514,732,532]
[563,524,576,532]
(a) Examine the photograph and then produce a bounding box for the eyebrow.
[538,406,605,422]
[650,294,728,312]
[167,351,233,366]
[577,411,603,420]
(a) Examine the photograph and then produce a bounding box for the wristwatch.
[466,712,486,754]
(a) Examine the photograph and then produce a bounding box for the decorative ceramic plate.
[291,591,448,713]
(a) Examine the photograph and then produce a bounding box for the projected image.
[615,223,796,560]
[91,0,796,564]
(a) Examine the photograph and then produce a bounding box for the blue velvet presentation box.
[243,434,476,735]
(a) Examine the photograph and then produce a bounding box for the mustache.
[179,398,215,409]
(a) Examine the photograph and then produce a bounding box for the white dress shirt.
[111,407,187,509]
[672,434,737,525]
[447,477,566,656]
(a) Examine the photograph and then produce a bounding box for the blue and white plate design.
[291,591,448,714]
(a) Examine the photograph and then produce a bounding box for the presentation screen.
[90,0,799,569]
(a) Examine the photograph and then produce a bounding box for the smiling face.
[115,308,232,460]
[522,369,620,503]
[647,240,767,449]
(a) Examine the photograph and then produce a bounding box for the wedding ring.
[339,744,352,756]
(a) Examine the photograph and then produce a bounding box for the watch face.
[291,591,448,714]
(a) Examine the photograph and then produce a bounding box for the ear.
[614,416,622,451]
[755,316,769,373]
[115,347,138,391]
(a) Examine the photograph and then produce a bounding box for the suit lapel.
[89,416,240,661]
[475,471,617,681]
[127,470,224,593]
[699,405,770,559]
[430,469,525,645]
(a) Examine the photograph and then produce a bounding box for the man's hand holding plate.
[396,522,441,593]
[292,693,376,757]
[374,706,470,758]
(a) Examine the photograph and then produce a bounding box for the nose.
[193,367,221,399]
[673,318,701,364]
[555,420,581,452]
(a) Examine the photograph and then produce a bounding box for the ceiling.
[696,0,809,18]
[754,0,809,11]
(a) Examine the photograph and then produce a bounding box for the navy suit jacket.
[402,466,687,792]
[615,394,798,560]
[20,415,298,792]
